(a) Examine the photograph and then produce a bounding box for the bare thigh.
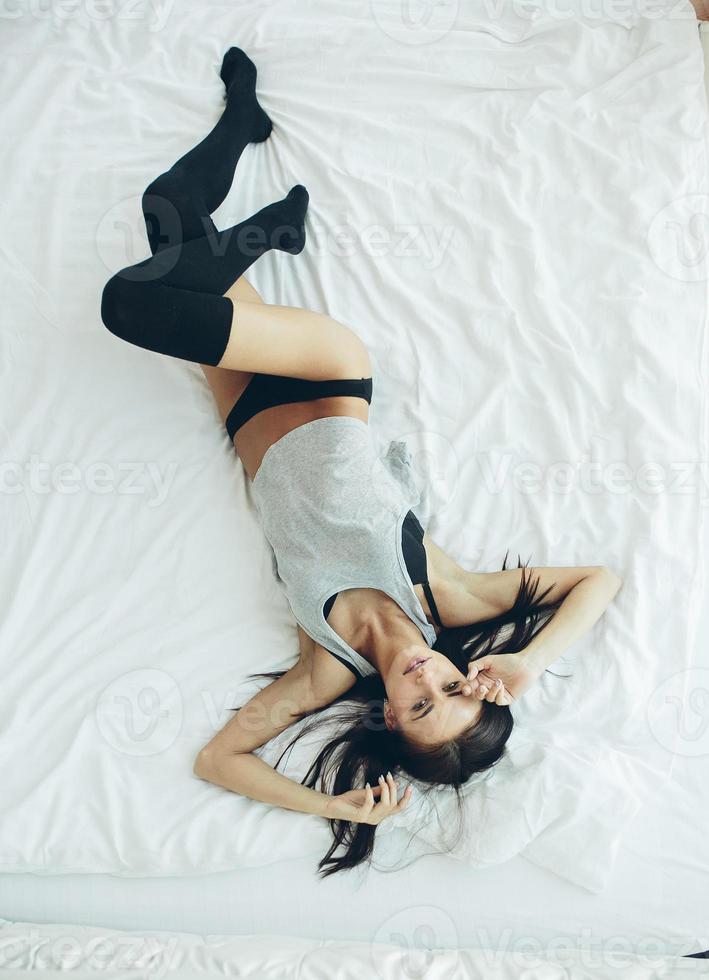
[201,279,370,482]
[200,276,256,430]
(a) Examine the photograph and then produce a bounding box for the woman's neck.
[344,589,429,682]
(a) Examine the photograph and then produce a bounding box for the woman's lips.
[404,656,430,675]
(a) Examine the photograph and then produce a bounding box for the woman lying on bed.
[100,47,622,875]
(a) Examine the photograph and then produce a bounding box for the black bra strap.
[422,580,444,629]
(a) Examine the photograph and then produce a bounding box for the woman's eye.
[413,698,427,711]
[444,682,459,692]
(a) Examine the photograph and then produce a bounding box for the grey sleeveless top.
[250,416,437,678]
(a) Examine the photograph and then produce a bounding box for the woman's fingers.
[482,678,504,702]
[396,786,413,812]
[494,685,510,706]
[470,674,507,703]
[468,663,502,702]
[357,775,412,824]
[378,774,391,807]
[378,774,410,818]
[464,663,482,697]
[466,662,497,696]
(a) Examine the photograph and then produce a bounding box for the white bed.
[1,0,708,969]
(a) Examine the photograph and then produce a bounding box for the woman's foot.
[220,46,272,143]
[262,184,309,254]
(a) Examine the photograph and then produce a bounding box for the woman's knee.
[322,322,371,380]
[340,327,372,378]
[100,274,151,344]
[142,170,185,216]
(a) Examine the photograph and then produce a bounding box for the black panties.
[225,375,374,441]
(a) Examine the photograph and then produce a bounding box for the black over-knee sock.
[102,46,308,367]
[101,185,309,365]
[141,184,308,295]
[142,47,272,255]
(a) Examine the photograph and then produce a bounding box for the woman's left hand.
[462,652,543,704]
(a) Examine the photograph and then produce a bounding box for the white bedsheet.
[0,0,707,947]
[1,919,707,979]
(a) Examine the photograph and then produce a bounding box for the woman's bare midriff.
[233,394,370,481]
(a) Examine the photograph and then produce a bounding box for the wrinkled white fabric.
[0,918,706,979]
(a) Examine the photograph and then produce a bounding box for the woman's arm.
[515,566,622,674]
[193,650,353,815]
[193,641,410,823]
[436,563,621,631]
[455,565,623,701]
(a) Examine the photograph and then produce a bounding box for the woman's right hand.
[322,772,413,824]
[464,652,543,704]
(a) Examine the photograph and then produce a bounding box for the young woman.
[100,47,622,875]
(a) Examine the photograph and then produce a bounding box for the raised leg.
[140,185,309,295]
[101,185,314,368]
[141,47,272,255]
[100,48,369,381]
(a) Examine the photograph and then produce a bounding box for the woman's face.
[382,646,483,746]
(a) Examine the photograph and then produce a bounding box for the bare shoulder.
[296,625,357,706]
[417,548,517,628]
[421,528,466,585]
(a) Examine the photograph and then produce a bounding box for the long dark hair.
[239,555,561,876]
